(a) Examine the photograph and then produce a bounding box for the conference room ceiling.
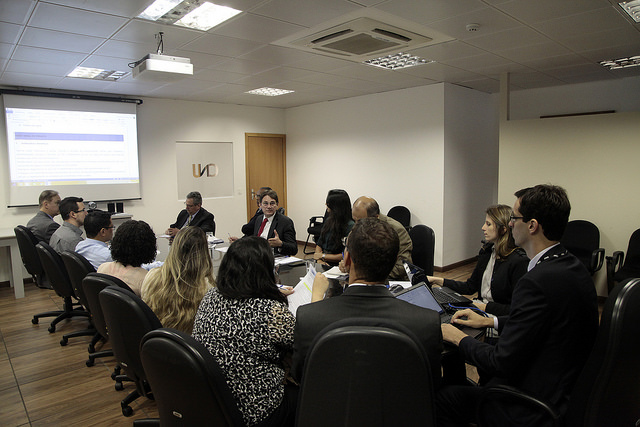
[1,0,639,108]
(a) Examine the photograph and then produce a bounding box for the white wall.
[443,84,499,265]
[285,83,498,267]
[499,97,640,296]
[0,97,285,281]
[509,76,640,120]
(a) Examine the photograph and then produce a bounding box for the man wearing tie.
[230,189,297,256]
[166,191,215,237]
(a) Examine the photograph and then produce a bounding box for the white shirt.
[259,215,274,239]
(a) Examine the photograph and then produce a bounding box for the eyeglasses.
[262,201,277,207]
[509,214,524,222]
[74,208,86,213]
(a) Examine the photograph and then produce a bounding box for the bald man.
[350,196,413,280]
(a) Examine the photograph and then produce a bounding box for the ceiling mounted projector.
[132,53,193,81]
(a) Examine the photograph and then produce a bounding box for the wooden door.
[245,133,287,221]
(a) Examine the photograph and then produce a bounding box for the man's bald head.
[352,196,380,221]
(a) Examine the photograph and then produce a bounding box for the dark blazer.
[241,207,286,235]
[292,285,443,386]
[458,244,598,422]
[242,211,296,255]
[26,210,60,243]
[170,207,215,234]
[444,244,529,316]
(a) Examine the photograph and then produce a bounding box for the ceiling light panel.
[619,1,640,22]
[67,67,128,81]
[246,87,294,96]
[364,53,433,70]
[599,55,640,69]
[138,0,241,31]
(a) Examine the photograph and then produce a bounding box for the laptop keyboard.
[432,287,465,304]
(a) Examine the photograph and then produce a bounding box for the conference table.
[0,228,26,299]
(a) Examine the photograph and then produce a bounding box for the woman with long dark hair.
[313,189,354,265]
[192,236,296,427]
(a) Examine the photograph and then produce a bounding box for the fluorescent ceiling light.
[246,87,295,97]
[138,1,241,31]
[619,0,640,22]
[67,67,128,81]
[364,52,433,70]
[138,0,182,21]
[599,55,640,69]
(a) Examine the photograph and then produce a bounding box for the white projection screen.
[2,94,141,207]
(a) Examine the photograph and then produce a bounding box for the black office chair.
[409,224,435,276]
[387,205,411,231]
[34,242,89,334]
[606,228,640,294]
[296,318,436,427]
[138,328,244,426]
[560,220,605,276]
[99,285,162,417]
[14,225,50,289]
[82,273,132,376]
[476,277,640,427]
[303,211,327,255]
[60,251,96,347]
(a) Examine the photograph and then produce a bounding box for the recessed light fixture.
[619,0,640,23]
[246,87,295,96]
[364,52,433,70]
[599,55,640,69]
[67,67,128,81]
[138,0,242,31]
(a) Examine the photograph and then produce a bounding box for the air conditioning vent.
[274,13,454,62]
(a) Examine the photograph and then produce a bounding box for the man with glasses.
[27,190,61,243]
[230,189,297,255]
[166,191,215,238]
[50,196,87,253]
[75,209,114,269]
[437,184,598,426]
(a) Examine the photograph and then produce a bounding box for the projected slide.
[3,94,141,207]
[6,108,139,185]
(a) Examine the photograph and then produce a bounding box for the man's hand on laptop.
[452,309,493,329]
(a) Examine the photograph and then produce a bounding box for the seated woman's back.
[192,236,296,427]
[141,227,214,334]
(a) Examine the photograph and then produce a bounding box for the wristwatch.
[321,253,325,261]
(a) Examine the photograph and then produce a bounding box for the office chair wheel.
[115,381,124,391]
[32,317,39,324]
[111,365,121,379]
[60,337,68,346]
[122,404,133,417]
[48,325,55,333]
[86,359,94,367]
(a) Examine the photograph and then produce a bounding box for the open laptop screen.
[395,284,443,314]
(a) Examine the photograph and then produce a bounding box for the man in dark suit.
[241,186,285,235]
[291,217,442,385]
[26,190,61,243]
[231,189,297,256]
[437,184,599,426]
[166,191,215,237]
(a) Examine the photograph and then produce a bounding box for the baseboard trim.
[435,256,478,273]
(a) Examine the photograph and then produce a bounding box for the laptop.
[403,260,473,306]
[395,282,484,339]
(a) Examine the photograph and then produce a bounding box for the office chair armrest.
[607,251,624,274]
[591,248,605,272]
[309,215,324,225]
[476,385,561,427]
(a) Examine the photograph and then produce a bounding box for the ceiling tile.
[28,3,128,38]
[0,0,36,25]
[457,77,500,93]
[79,55,133,72]
[251,0,362,27]
[427,7,523,41]
[93,40,155,61]
[192,68,247,83]
[6,58,75,76]
[0,71,64,87]
[533,6,630,40]
[237,45,317,65]
[497,0,610,24]
[43,0,150,17]
[0,42,16,60]
[209,58,278,75]
[409,41,486,62]
[0,22,25,45]
[112,19,203,49]
[12,45,86,65]
[465,26,551,52]
[19,27,105,53]
[376,0,487,25]
[181,33,264,57]
[497,42,572,63]
[213,13,305,43]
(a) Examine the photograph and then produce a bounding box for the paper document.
[275,256,303,266]
[323,266,348,280]
[389,281,412,289]
[215,246,229,253]
[287,267,317,317]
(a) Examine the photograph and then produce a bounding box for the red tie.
[257,217,268,236]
